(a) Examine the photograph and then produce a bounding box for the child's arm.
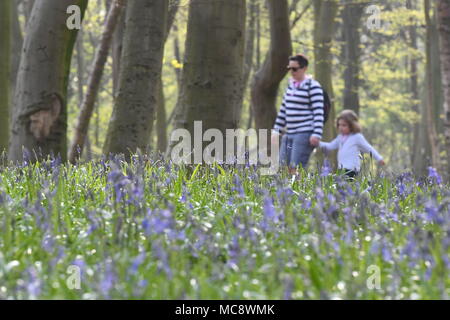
[319,136,339,151]
[356,134,384,163]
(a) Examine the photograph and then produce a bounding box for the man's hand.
[379,160,386,166]
[310,136,320,147]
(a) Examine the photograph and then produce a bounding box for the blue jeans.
[279,132,314,169]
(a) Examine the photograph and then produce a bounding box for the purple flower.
[263,197,277,221]
[152,241,173,279]
[424,204,443,224]
[142,209,174,236]
[100,263,116,297]
[320,159,332,177]
[381,244,392,262]
[283,277,294,300]
[232,174,245,197]
[41,233,54,252]
[428,167,442,185]
[129,252,146,275]
[138,279,148,288]
[26,267,41,299]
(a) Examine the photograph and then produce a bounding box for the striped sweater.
[273,76,325,139]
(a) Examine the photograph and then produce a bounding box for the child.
[319,110,385,177]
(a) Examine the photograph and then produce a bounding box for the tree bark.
[156,77,168,153]
[424,0,440,169]
[11,0,22,95]
[69,0,126,164]
[247,1,262,130]
[313,0,339,142]
[103,0,168,158]
[250,0,292,133]
[155,1,180,153]
[170,0,246,156]
[313,0,339,167]
[0,0,12,152]
[23,0,34,26]
[75,31,92,161]
[112,7,126,96]
[8,0,88,163]
[342,0,364,115]
[237,0,257,128]
[407,0,421,170]
[437,0,450,177]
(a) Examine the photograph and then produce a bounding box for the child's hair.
[336,109,361,133]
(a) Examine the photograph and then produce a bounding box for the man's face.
[287,60,307,80]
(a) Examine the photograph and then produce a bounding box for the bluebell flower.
[42,233,54,252]
[424,204,443,224]
[427,167,442,185]
[232,174,245,197]
[138,279,148,288]
[129,252,146,275]
[152,241,173,279]
[26,267,41,299]
[320,159,332,177]
[263,196,277,221]
[100,263,116,297]
[381,244,392,262]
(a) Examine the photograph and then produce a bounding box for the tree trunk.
[112,7,126,96]
[156,77,168,153]
[313,0,339,167]
[247,1,261,130]
[0,0,12,152]
[314,0,339,141]
[11,0,22,95]
[407,0,421,169]
[424,0,440,169]
[431,7,444,135]
[170,0,246,158]
[75,31,93,161]
[103,0,168,158]
[155,1,180,153]
[23,0,34,26]
[250,0,292,133]
[172,25,182,86]
[342,0,364,115]
[8,0,88,163]
[437,0,450,177]
[69,0,126,164]
[237,0,257,128]
[165,24,182,128]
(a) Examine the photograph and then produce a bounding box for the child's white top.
[319,133,383,171]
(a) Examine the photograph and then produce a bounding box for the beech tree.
[171,0,246,157]
[103,0,168,158]
[0,0,12,152]
[8,0,88,162]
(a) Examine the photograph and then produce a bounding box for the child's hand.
[379,160,386,166]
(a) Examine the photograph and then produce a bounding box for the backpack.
[307,79,331,123]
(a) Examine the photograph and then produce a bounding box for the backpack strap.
[306,78,313,109]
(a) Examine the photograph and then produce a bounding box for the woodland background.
[0,0,449,179]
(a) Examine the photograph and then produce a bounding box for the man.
[271,54,325,175]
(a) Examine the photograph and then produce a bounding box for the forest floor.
[0,155,448,299]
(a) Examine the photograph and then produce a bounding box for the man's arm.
[310,81,325,140]
[273,99,287,134]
